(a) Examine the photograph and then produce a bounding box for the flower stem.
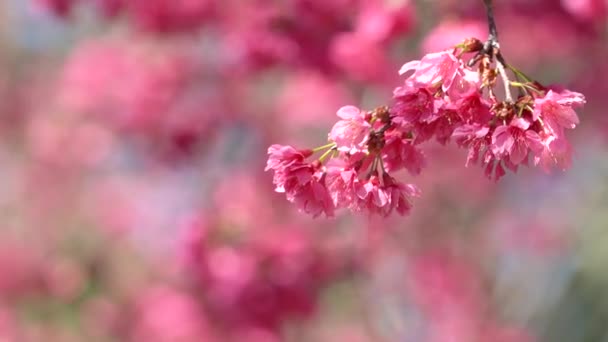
[510,81,543,94]
[318,147,336,163]
[507,64,533,83]
[367,155,379,179]
[313,142,337,153]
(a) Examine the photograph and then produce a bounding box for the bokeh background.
[0,0,607,341]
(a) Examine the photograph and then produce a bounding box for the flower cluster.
[267,37,585,217]
[266,105,423,219]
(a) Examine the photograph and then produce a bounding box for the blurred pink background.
[0,0,607,341]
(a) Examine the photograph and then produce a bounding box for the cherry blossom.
[329,106,372,153]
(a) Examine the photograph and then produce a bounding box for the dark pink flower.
[382,175,421,216]
[352,174,419,217]
[452,122,510,181]
[354,175,390,215]
[328,106,372,153]
[266,145,334,218]
[381,132,426,175]
[265,144,313,182]
[428,107,465,145]
[392,86,435,124]
[324,159,358,209]
[485,160,507,181]
[289,171,335,218]
[452,124,491,167]
[491,118,543,165]
[451,93,492,124]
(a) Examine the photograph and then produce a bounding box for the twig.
[483,0,499,50]
[483,0,513,103]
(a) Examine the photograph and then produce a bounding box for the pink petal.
[399,60,420,75]
[509,139,528,165]
[492,126,515,155]
[336,105,362,120]
[510,117,531,130]
[525,130,544,153]
[372,188,389,207]
[554,107,579,129]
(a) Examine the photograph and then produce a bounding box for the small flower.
[491,118,543,165]
[532,129,573,172]
[383,175,421,216]
[446,67,482,101]
[324,159,359,209]
[265,144,313,192]
[351,174,419,217]
[392,86,435,124]
[265,145,334,218]
[452,124,491,167]
[399,51,461,91]
[289,168,335,218]
[354,175,390,215]
[450,93,491,124]
[381,131,426,175]
[328,106,372,153]
[533,89,585,133]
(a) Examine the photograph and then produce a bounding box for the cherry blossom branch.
[483,0,499,49]
[483,0,513,103]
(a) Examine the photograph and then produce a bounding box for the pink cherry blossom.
[381,132,426,174]
[532,130,574,171]
[266,145,334,217]
[451,93,492,124]
[289,171,336,218]
[354,175,390,215]
[533,89,586,133]
[328,106,372,153]
[491,118,543,165]
[452,124,492,167]
[324,159,359,209]
[398,51,461,91]
[351,174,419,217]
[392,86,435,125]
[447,67,482,101]
[382,174,421,216]
[264,144,312,192]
